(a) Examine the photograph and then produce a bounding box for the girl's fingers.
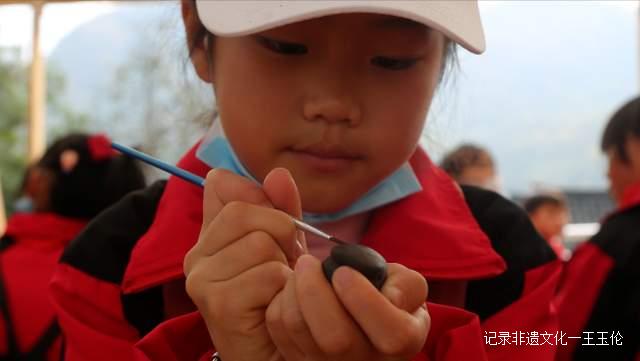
[185,202,300,273]
[190,260,291,322]
[202,168,273,230]
[294,255,368,356]
[279,269,323,358]
[192,168,305,274]
[332,266,429,358]
[381,263,429,312]
[265,284,306,361]
[188,230,288,283]
[263,168,302,219]
[263,168,307,252]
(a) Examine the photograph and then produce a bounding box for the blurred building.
[563,190,614,248]
[563,190,614,224]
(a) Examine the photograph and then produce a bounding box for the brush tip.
[329,236,348,245]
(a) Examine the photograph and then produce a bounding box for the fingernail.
[204,170,213,184]
[206,169,218,179]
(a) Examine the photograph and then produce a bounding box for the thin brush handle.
[112,142,343,244]
[293,219,347,245]
[112,143,205,187]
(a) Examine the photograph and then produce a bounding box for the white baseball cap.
[195,1,486,54]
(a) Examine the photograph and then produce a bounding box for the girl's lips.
[287,146,362,173]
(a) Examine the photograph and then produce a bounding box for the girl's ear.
[182,0,213,83]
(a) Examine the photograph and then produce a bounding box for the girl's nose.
[302,86,362,127]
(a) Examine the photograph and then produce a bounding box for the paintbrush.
[111,142,388,289]
[111,142,347,245]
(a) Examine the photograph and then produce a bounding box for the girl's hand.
[184,168,305,361]
[266,256,430,361]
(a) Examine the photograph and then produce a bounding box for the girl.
[51,2,560,361]
[0,133,145,360]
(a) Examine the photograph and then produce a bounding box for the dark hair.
[524,194,567,215]
[601,96,640,164]
[440,143,494,178]
[186,1,458,80]
[37,133,146,219]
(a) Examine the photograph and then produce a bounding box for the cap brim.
[196,1,485,54]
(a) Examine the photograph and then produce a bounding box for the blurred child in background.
[556,96,640,361]
[0,133,145,360]
[440,143,502,193]
[525,194,571,260]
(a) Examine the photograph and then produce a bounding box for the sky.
[0,1,116,59]
[424,0,639,193]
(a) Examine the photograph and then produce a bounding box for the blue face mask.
[13,196,34,213]
[196,117,422,224]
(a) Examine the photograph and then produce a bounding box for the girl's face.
[24,166,53,212]
[190,12,445,213]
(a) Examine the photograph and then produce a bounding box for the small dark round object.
[322,244,388,290]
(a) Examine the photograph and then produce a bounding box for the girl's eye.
[371,56,419,70]
[256,36,308,55]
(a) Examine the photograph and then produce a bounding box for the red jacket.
[555,182,640,361]
[51,143,560,361]
[0,213,86,360]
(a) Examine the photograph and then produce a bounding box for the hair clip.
[87,134,116,161]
